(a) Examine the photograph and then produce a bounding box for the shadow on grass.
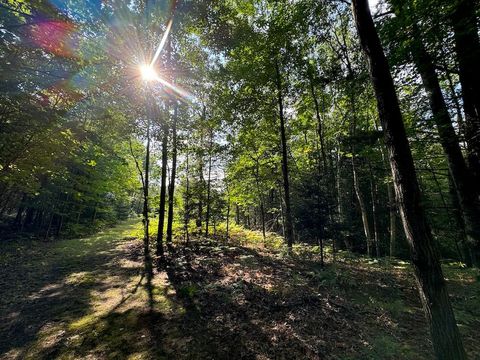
[0,220,148,358]
[2,226,478,360]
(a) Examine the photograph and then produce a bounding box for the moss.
[68,314,98,331]
[65,272,96,286]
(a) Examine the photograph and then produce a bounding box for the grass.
[0,220,479,359]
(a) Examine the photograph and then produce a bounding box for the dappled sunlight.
[1,218,479,359]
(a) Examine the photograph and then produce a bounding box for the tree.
[351,0,466,357]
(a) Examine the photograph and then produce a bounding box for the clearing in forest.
[0,220,479,360]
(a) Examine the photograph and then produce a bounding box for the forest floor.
[0,220,479,360]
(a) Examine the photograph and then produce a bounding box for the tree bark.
[351,1,467,358]
[184,148,190,245]
[308,67,328,169]
[275,59,294,249]
[156,118,168,257]
[369,162,380,257]
[387,176,396,257]
[352,156,372,256]
[451,0,480,182]
[375,121,397,258]
[351,96,373,257]
[235,203,240,225]
[254,159,266,241]
[410,28,480,265]
[205,129,213,237]
[166,104,178,246]
[226,183,230,241]
[129,120,152,281]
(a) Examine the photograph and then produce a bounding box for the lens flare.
[140,65,158,81]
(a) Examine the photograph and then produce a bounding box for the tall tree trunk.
[144,120,153,278]
[451,0,480,182]
[184,148,190,245]
[410,28,480,265]
[130,119,153,282]
[448,174,470,264]
[278,186,286,238]
[336,149,352,251]
[352,154,373,256]
[166,104,178,246]
[226,183,230,241]
[157,119,168,257]
[369,162,380,257]
[387,176,396,257]
[91,202,97,225]
[351,101,373,256]
[44,212,54,241]
[196,113,205,233]
[351,1,467,358]
[308,67,328,169]
[235,203,240,225]
[254,160,266,241]
[275,59,294,249]
[205,130,213,237]
[375,121,397,258]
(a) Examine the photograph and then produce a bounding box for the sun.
[140,64,158,81]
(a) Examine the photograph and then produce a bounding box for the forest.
[0,0,479,359]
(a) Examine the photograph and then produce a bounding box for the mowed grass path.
[0,219,152,359]
[0,220,479,359]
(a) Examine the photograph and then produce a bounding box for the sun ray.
[154,75,194,102]
[150,18,173,67]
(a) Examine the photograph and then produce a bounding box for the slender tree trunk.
[254,160,266,241]
[350,102,372,256]
[442,60,465,136]
[369,163,380,257]
[278,186,286,238]
[352,155,372,256]
[317,236,324,268]
[410,28,480,264]
[91,203,97,225]
[275,59,294,249]
[387,177,396,257]
[451,0,480,182]
[226,188,230,241]
[336,149,352,251]
[351,1,467,358]
[196,116,205,233]
[375,122,397,258]
[235,203,240,225]
[144,118,154,305]
[44,212,54,241]
[448,174,470,264]
[130,118,153,283]
[205,130,213,237]
[157,119,168,257]
[428,163,468,266]
[308,68,328,168]
[166,104,178,246]
[184,148,190,245]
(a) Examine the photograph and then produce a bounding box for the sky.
[369,0,384,15]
